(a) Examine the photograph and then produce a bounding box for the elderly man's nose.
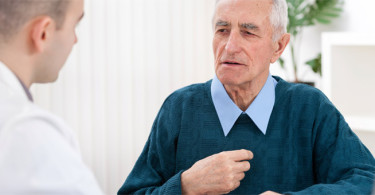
[225,32,241,54]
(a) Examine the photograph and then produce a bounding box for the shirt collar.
[16,76,33,102]
[0,61,33,102]
[211,74,277,136]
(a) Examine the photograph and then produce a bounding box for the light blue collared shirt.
[211,74,277,136]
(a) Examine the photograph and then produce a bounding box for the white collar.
[0,61,30,102]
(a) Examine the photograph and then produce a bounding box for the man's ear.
[270,33,290,63]
[29,16,55,53]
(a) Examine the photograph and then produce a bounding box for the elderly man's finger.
[235,160,251,172]
[234,172,246,181]
[226,149,254,161]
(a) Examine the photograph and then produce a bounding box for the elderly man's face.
[213,0,277,86]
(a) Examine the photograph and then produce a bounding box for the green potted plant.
[279,0,344,84]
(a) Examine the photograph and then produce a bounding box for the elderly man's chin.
[216,71,249,86]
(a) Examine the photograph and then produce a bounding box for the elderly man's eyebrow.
[215,20,230,27]
[241,23,259,30]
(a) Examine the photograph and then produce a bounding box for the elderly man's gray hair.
[215,0,288,41]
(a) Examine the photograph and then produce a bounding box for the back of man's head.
[0,0,69,44]
[0,0,83,86]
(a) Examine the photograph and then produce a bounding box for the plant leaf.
[316,17,331,24]
[305,53,322,76]
[278,57,285,69]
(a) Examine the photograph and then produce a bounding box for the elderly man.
[0,0,102,194]
[118,0,375,194]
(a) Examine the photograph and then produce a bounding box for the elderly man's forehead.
[214,0,273,15]
[216,0,273,5]
[213,0,273,21]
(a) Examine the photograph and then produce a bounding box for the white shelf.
[322,32,375,133]
[322,32,375,99]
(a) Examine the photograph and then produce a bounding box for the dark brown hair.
[0,0,70,42]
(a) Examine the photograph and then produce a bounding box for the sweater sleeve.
[118,96,182,195]
[286,97,375,195]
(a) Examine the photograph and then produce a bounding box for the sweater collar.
[211,74,277,136]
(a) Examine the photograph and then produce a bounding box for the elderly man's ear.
[270,33,290,63]
[29,16,56,53]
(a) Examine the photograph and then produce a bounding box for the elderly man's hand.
[181,149,253,195]
[260,191,282,195]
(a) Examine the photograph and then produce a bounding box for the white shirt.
[0,61,103,195]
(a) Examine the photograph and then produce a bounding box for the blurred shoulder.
[163,80,212,106]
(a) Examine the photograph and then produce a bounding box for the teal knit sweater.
[118,76,375,194]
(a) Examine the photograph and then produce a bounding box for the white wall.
[30,0,375,194]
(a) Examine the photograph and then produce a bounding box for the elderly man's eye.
[217,29,228,33]
[244,31,254,35]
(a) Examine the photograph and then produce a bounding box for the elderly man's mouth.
[221,61,245,66]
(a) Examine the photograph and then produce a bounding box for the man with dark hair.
[0,0,103,194]
[0,0,69,42]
